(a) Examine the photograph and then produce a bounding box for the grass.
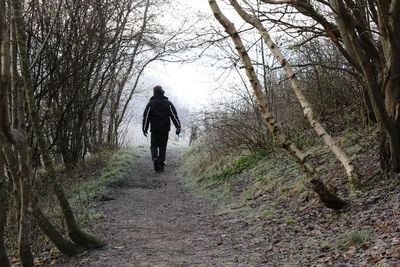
[259,205,275,219]
[320,241,332,252]
[34,147,138,230]
[182,148,272,206]
[4,146,139,262]
[66,148,138,223]
[284,216,297,224]
[182,144,310,219]
[182,125,378,220]
[181,123,394,265]
[335,228,372,250]
[196,149,268,185]
[181,125,380,234]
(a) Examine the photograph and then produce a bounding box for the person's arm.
[142,103,151,136]
[168,102,181,134]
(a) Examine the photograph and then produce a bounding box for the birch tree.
[228,0,361,189]
[208,0,347,209]
[259,0,400,176]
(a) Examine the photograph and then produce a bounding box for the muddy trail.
[60,145,265,266]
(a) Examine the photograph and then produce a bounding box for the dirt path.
[60,144,264,267]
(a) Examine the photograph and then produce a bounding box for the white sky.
[148,62,219,110]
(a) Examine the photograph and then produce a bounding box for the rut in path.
[60,144,264,267]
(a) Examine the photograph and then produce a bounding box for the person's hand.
[176,128,181,135]
[143,131,148,137]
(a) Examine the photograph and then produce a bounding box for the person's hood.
[153,86,165,96]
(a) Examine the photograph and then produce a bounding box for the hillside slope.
[182,126,400,266]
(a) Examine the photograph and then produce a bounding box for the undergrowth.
[183,124,376,207]
[336,228,372,249]
[7,147,138,262]
[182,143,307,208]
[181,124,384,255]
[195,149,268,185]
[66,147,139,224]
[183,123,398,266]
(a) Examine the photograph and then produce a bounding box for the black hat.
[153,85,164,96]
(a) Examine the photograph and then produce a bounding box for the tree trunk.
[379,117,400,173]
[97,88,111,144]
[208,0,347,209]
[0,153,10,267]
[10,0,104,249]
[380,25,400,172]
[10,20,22,222]
[17,142,34,267]
[32,202,86,256]
[2,139,87,256]
[1,81,34,267]
[229,0,361,189]
[2,2,34,264]
[261,0,400,177]
[362,87,377,124]
[107,84,116,147]
[329,0,400,175]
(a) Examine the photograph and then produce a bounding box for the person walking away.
[142,85,181,172]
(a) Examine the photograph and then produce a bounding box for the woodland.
[0,0,400,266]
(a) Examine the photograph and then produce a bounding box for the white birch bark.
[208,0,347,209]
[230,0,361,188]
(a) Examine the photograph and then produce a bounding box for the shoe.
[153,158,160,172]
[159,161,165,172]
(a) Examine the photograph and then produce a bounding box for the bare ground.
[60,145,265,266]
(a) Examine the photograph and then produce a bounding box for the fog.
[120,1,244,146]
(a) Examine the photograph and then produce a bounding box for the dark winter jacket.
[142,95,181,134]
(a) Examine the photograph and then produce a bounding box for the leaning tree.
[209,0,348,209]
[258,0,400,175]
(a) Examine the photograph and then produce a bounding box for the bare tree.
[2,1,35,265]
[229,0,361,188]
[10,0,105,251]
[259,0,400,176]
[208,0,347,209]
[1,0,203,262]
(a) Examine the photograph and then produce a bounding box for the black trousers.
[150,132,169,163]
